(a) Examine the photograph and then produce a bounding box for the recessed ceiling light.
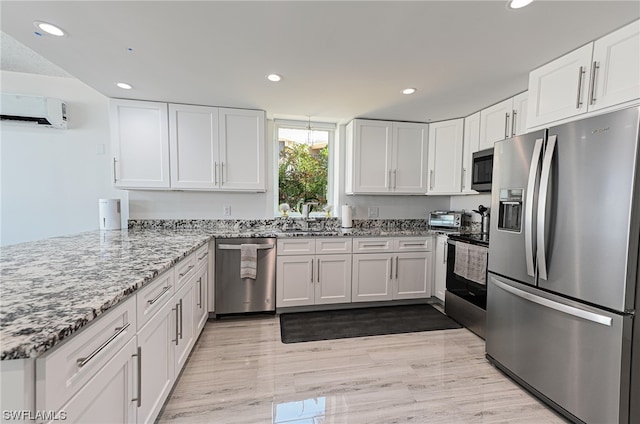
[507,0,535,9]
[402,88,417,95]
[33,21,65,36]
[116,82,133,90]
[267,74,282,82]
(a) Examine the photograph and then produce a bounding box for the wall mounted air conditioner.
[0,94,67,129]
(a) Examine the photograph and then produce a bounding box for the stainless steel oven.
[445,234,489,339]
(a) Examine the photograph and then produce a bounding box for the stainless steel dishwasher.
[215,238,276,315]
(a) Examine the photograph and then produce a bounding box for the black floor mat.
[280,303,462,343]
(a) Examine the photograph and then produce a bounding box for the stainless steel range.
[445,233,489,339]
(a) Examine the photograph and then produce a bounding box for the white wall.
[0,71,126,245]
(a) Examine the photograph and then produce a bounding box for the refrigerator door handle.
[491,277,613,326]
[537,134,557,280]
[525,138,544,277]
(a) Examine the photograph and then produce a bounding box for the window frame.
[273,119,337,217]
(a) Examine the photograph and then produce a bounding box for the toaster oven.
[428,211,462,230]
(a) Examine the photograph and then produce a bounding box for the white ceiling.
[1,1,639,124]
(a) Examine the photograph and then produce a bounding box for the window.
[275,120,336,217]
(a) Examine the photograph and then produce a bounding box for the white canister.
[99,198,121,230]
[341,205,353,228]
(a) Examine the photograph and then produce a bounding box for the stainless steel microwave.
[471,148,494,192]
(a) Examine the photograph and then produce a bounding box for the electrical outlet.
[223,205,231,216]
[367,207,379,218]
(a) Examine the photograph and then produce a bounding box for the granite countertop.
[0,229,211,360]
[0,222,439,360]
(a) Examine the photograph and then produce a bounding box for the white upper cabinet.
[462,112,480,194]
[110,99,170,189]
[479,98,512,150]
[528,20,639,128]
[346,119,427,195]
[479,92,528,149]
[512,92,529,136]
[590,20,640,112]
[427,118,464,195]
[169,104,218,190]
[218,108,266,191]
[110,100,266,191]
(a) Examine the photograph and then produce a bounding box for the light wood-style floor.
[158,315,568,424]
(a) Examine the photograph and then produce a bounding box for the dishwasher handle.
[217,243,275,250]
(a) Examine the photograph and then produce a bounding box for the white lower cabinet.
[136,299,175,424]
[434,235,448,302]
[352,237,433,302]
[55,337,138,424]
[276,238,352,307]
[34,246,209,424]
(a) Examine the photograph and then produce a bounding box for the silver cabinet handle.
[389,257,393,280]
[217,244,274,250]
[178,298,183,339]
[132,346,142,407]
[197,278,202,308]
[537,134,557,280]
[491,277,612,326]
[525,138,544,278]
[147,286,171,305]
[317,258,321,283]
[576,66,586,109]
[172,304,179,345]
[401,243,425,247]
[443,240,447,264]
[197,253,208,261]
[429,170,434,189]
[221,162,225,185]
[388,169,392,190]
[362,243,387,248]
[395,256,399,279]
[462,168,466,189]
[511,110,517,137]
[77,323,131,367]
[588,61,599,106]
[178,265,194,278]
[310,260,314,283]
[112,157,118,184]
[504,113,510,139]
[214,162,218,185]
[393,169,397,189]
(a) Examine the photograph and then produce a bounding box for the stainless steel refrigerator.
[486,106,639,424]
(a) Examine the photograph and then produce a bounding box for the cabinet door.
[427,119,464,194]
[512,92,529,136]
[193,266,208,336]
[276,255,315,307]
[349,119,393,193]
[392,122,428,193]
[590,20,640,112]
[110,99,170,189]
[352,254,393,302]
[462,112,480,194]
[136,300,175,424]
[433,235,448,302]
[57,338,137,424]
[479,98,513,149]
[174,280,195,373]
[393,253,431,300]
[169,104,219,190]
[218,108,265,191]
[527,43,593,129]
[315,255,352,305]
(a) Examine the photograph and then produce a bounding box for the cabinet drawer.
[352,238,393,253]
[393,237,433,252]
[175,252,196,291]
[137,268,175,330]
[36,296,136,412]
[195,243,209,270]
[277,238,315,255]
[316,238,352,254]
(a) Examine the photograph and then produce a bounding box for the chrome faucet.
[301,202,318,218]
